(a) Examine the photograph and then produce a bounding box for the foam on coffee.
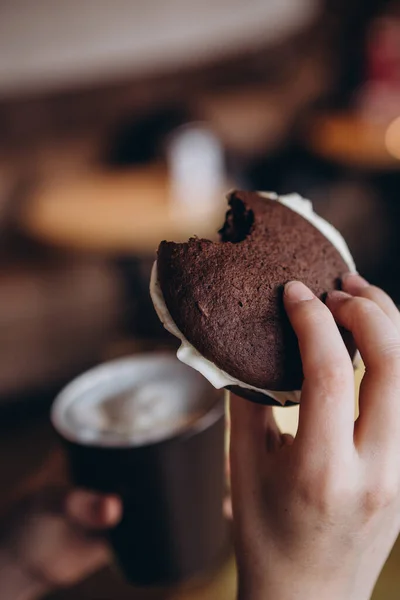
[52,354,219,447]
[66,381,204,445]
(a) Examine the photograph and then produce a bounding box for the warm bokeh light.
[385,115,400,160]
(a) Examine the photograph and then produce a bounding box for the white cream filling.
[150,192,356,405]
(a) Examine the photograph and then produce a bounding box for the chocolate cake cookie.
[151,191,356,405]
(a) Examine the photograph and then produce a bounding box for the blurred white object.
[0,0,318,97]
[168,124,226,222]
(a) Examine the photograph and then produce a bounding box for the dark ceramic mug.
[51,353,228,586]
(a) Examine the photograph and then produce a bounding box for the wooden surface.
[305,111,400,171]
[51,557,237,600]
[0,361,399,599]
[19,166,226,255]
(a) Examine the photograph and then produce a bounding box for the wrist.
[0,548,50,600]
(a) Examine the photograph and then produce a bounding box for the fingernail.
[284,281,314,302]
[326,290,352,305]
[103,497,121,525]
[342,272,369,295]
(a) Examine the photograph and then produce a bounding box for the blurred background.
[0,1,400,598]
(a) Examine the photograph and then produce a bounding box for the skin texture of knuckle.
[296,467,351,517]
[372,342,400,384]
[368,286,388,300]
[290,462,317,503]
[378,340,400,364]
[306,366,352,402]
[317,477,354,517]
[302,303,330,327]
[296,476,316,508]
[345,296,380,328]
[363,476,399,515]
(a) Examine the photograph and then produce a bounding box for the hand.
[230,274,400,600]
[0,488,122,599]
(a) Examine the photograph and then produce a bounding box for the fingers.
[342,273,400,333]
[229,393,280,456]
[284,282,355,456]
[280,433,295,447]
[326,290,400,453]
[223,495,233,520]
[65,490,122,531]
[229,393,280,509]
[326,291,400,380]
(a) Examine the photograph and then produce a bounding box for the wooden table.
[304,111,400,171]
[19,165,226,255]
